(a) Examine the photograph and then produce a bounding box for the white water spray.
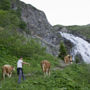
[60,32,90,63]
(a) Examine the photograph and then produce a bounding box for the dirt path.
[53,60,71,71]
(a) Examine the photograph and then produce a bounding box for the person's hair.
[20,57,23,59]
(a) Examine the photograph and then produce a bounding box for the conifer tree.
[58,41,67,60]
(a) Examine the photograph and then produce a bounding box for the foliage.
[0,28,46,58]
[0,0,11,10]
[0,61,90,90]
[0,7,26,30]
[0,10,20,27]
[58,41,67,59]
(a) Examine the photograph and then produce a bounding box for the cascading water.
[60,32,90,64]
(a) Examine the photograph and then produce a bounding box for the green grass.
[0,62,90,90]
[0,53,59,90]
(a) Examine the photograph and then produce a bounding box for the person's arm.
[22,62,30,66]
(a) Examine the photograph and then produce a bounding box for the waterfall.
[60,32,90,64]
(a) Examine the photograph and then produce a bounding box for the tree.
[58,41,67,60]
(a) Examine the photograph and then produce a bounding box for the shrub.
[75,57,80,63]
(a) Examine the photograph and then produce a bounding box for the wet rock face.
[70,31,87,41]
[63,39,74,53]
[11,0,52,36]
[75,53,84,63]
[10,0,62,56]
[20,2,52,37]
[60,27,68,33]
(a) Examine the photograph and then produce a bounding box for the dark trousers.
[17,68,25,83]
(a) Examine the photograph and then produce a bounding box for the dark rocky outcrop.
[11,0,52,36]
[10,0,62,56]
[75,53,84,63]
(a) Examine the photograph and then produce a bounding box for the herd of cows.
[1,54,72,79]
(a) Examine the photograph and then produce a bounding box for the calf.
[64,55,72,64]
[2,64,15,79]
[41,60,50,76]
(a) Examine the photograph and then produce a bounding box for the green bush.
[75,57,81,63]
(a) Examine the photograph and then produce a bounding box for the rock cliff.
[11,0,90,57]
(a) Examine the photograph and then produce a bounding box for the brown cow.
[64,55,72,64]
[2,65,15,79]
[41,60,50,76]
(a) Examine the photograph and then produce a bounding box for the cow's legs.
[3,73,5,79]
[42,64,46,77]
[46,69,50,76]
[46,69,48,76]
[64,59,67,64]
[9,73,12,78]
[7,73,10,78]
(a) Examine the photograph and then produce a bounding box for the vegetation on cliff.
[67,25,90,39]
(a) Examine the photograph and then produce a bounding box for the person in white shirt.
[17,57,30,84]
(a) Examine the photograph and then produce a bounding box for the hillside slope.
[0,0,90,90]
